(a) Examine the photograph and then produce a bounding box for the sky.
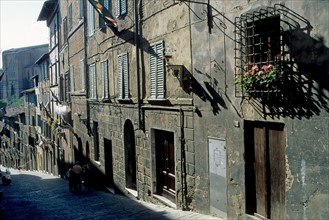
[0,0,48,68]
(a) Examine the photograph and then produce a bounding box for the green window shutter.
[150,40,165,99]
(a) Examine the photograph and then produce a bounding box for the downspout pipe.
[134,0,142,130]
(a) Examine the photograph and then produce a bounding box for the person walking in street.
[72,162,82,193]
[66,166,74,192]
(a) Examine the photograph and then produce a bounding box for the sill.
[117,98,133,104]
[153,194,176,209]
[126,188,138,198]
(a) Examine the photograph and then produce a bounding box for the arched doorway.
[124,120,136,190]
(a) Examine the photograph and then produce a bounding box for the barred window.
[235,10,283,97]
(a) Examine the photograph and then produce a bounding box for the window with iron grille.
[150,40,165,99]
[235,9,283,97]
[118,52,129,99]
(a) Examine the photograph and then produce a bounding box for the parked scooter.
[2,169,11,185]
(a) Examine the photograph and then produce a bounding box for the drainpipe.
[180,107,188,210]
[134,0,142,130]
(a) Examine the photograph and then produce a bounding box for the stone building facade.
[0,45,48,100]
[36,0,328,219]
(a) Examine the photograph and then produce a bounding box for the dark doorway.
[154,129,175,202]
[124,120,136,190]
[86,141,90,162]
[104,138,114,187]
[245,121,285,219]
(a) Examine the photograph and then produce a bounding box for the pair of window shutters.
[118,53,129,99]
[116,0,127,17]
[150,41,165,99]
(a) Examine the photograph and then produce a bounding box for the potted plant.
[234,61,284,96]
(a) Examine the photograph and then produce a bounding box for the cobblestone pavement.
[0,169,222,220]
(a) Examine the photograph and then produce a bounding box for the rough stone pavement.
[0,168,223,220]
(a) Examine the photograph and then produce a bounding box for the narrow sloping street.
[0,169,221,220]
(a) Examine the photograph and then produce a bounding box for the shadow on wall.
[235,4,329,119]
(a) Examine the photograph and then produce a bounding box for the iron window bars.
[234,6,285,98]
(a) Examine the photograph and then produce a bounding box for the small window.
[118,53,129,99]
[150,40,165,99]
[116,0,127,18]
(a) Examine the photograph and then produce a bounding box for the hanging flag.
[88,0,118,28]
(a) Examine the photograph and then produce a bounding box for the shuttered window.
[99,0,111,28]
[64,73,70,102]
[116,0,127,17]
[68,3,72,31]
[150,40,165,99]
[87,1,95,36]
[79,0,84,19]
[89,64,97,99]
[69,65,75,92]
[80,59,85,92]
[100,60,109,99]
[118,53,129,99]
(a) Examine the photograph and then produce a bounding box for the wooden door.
[245,121,285,219]
[156,130,175,202]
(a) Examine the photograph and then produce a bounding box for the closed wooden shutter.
[118,53,128,99]
[89,64,96,99]
[70,65,74,92]
[80,59,85,91]
[101,60,109,99]
[150,40,165,99]
[116,0,127,17]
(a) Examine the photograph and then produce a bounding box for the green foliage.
[0,96,24,107]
